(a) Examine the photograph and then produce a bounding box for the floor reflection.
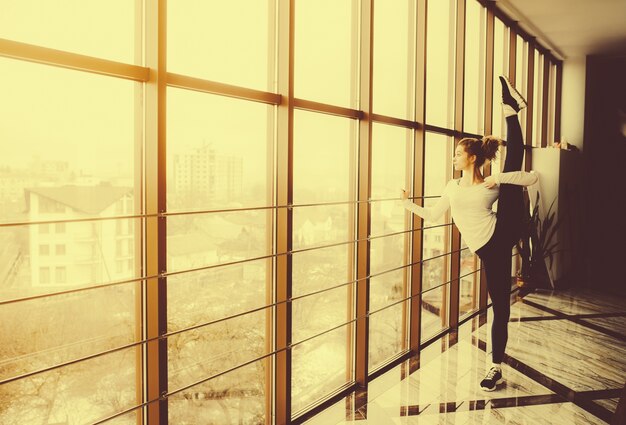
[304,288,626,425]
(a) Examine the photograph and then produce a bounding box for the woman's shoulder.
[443,178,461,193]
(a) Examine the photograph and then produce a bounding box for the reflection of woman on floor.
[401,76,538,391]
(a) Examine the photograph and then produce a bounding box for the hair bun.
[481,135,503,161]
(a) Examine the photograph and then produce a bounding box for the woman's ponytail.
[481,135,503,162]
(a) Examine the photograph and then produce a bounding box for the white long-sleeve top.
[402,171,538,253]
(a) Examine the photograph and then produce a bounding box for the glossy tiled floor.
[304,288,626,424]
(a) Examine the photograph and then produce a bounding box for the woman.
[401,76,538,391]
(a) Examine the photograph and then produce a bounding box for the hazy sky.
[1,0,471,195]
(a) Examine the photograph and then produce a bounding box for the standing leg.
[480,244,512,364]
[476,243,509,391]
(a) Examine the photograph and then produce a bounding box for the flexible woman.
[401,76,538,391]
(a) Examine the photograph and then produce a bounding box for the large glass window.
[295,0,359,108]
[373,0,415,119]
[464,0,486,135]
[516,35,529,141]
[169,360,267,424]
[168,0,274,91]
[548,62,558,144]
[491,18,509,139]
[426,0,457,128]
[459,239,480,317]
[533,51,544,147]
[0,1,137,63]
[421,133,453,341]
[0,58,137,225]
[167,89,273,212]
[0,2,562,423]
[291,110,355,411]
[0,56,141,425]
[423,133,453,226]
[369,123,412,371]
[422,283,449,341]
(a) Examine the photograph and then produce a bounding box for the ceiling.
[496,0,626,59]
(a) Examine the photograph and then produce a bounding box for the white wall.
[560,56,587,151]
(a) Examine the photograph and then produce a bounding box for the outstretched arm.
[484,170,538,188]
[401,189,450,222]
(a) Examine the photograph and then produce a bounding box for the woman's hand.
[483,175,498,189]
[401,188,409,200]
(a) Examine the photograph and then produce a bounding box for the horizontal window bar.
[168,72,281,105]
[0,338,144,386]
[293,98,361,119]
[0,38,149,82]
[0,275,147,306]
[1,195,447,228]
[370,113,419,129]
[0,213,153,228]
[369,223,453,241]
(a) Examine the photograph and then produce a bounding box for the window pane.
[0,1,136,63]
[548,63,557,144]
[460,270,480,316]
[295,0,358,108]
[292,243,354,298]
[423,133,453,226]
[169,359,267,424]
[460,243,480,276]
[370,234,407,276]
[167,210,269,273]
[516,36,528,141]
[464,0,486,135]
[293,205,351,251]
[370,268,405,313]
[294,110,356,204]
[371,123,412,242]
[423,226,452,264]
[168,0,273,92]
[0,347,139,424]
[422,252,452,292]
[532,51,543,147]
[167,89,273,212]
[0,284,139,383]
[491,19,509,139]
[1,219,140,302]
[168,310,267,393]
[421,283,449,341]
[371,123,412,200]
[369,302,408,371]
[424,133,453,196]
[167,259,269,332]
[373,0,415,119]
[292,324,351,414]
[0,57,137,225]
[293,285,351,343]
[426,0,456,127]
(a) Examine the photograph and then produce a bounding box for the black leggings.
[476,115,525,364]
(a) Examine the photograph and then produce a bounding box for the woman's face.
[453,145,475,171]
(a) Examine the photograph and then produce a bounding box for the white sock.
[502,104,517,117]
[491,362,502,371]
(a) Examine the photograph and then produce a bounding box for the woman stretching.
[401,76,538,391]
